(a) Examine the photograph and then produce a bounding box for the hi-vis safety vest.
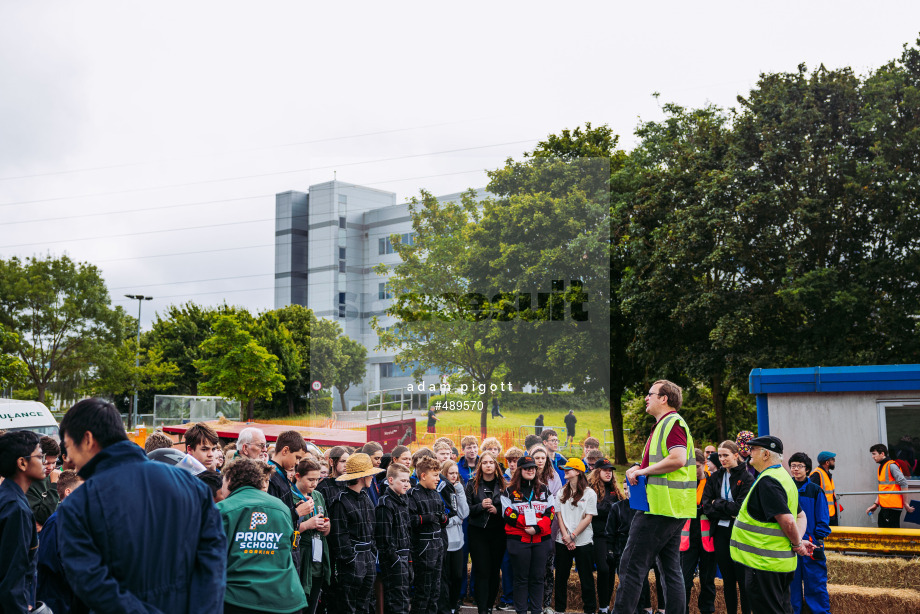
[809,467,838,518]
[878,460,903,509]
[730,465,799,573]
[646,413,696,519]
[680,517,714,552]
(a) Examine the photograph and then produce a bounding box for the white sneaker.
[544,608,555,614]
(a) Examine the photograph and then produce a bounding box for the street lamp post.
[124,294,153,429]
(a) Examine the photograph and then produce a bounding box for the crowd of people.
[0,386,916,614]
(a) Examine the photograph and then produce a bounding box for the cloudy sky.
[2,2,919,328]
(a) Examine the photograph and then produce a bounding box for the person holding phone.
[466,452,508,614]
[500,455,554,614]
[294,459,331,614]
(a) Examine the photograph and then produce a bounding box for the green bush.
[309,396,333,416]
[497,391,607,412]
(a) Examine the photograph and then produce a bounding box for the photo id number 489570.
[433,400,484,411]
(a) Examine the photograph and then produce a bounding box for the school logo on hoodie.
[234,512,282,554]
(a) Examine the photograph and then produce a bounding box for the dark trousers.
[469,525,507,613]
[827,514,838,527]
[680,542,716,613]
[380,557,410,614]
[612,512,685,614]
[438,548,465,614]
[500,550,514,606]
[554,542,597,614]
[225,604,302,614]
[336,551,376,614]
[593,534,612,611]
[639,563,665,611]
[741,565,793,614]
[714,525,749,614]
[305,577,323,614]
[542,544,554,608]
[879,507,901,528]
[412,538,444,614]
[506,537,552,614]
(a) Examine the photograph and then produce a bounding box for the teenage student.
[701,440,754,614]
[466,451,508,614]
[501,455,555,614]
[554,458,597,614]
[376,462,413,614]
[588,458,623,613]
[438,460,470,614]
[409,456,448,614]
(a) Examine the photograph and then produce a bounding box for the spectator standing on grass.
[554,458,597,614]
[218,458,307,614]
[729,435,816,614]
[26,435,61,527]
[701,441,753,614]
[563,410,577,447]
[466,451,508,614]
[808,451,840,527]
[615,380,697,614]
[866,443,914,528]
[492,397,505,418]
[0,430,43,612]
[36,470,83,614]
[589,458,623,614]
[788,453,831,614]
[184,422,220,469]
[535,414,544,436]
[57,398,225,613]
[428,405,440,433]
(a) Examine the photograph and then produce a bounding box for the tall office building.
[275,180,485,410]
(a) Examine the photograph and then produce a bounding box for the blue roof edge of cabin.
[749,364,920,395]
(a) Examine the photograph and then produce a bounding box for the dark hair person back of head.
[59,398,127,449]
[0,430,42,478]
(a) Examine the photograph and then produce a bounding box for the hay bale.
[556,573,920,614]
[826,553,920,590]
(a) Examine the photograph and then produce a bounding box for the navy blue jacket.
[0,478,38,613]
[36,511,73,614]
[794,478,831,561]
[57,440,226,613]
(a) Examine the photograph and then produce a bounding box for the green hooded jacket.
[217,486,307,613]
[297,488,332,595]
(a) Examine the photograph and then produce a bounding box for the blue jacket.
[36,511,73,614]
[458,456,479,484]
[552,452,566,483]
[794,479,831,557]
[0,478,38,613]
[57,440,226,613]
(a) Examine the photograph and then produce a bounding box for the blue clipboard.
[629,475,650,511]
[904,500,920,525]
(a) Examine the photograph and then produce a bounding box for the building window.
[338,292,346,318]
[339,261,346,273]
[378,233,415,255]
[338,194,348,204]
[339,247,346,260]
[339,216,347,229]
[379,363,394,378]
[378,282,392,300]
[878,400,920,479]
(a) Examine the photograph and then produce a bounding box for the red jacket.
[500,481,555,543]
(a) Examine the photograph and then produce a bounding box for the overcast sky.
[2,2,919,328]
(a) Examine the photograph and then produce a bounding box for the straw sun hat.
[335,452,385,481]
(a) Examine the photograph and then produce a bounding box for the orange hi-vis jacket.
[878,460,903,509]
[810,467,840,518]
[680,480,713,552]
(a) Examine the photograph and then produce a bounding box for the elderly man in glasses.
[237,427,268,460]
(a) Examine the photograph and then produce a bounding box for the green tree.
[82,340,179,403]
[254,310,303,416]
[195,315,284,421]
[373,190,506,436]
[272,305,316,414]
[0,326,28,390]
[330,335,367,412]
[0,255,125,402]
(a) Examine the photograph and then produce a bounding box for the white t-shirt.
[555,486,597,547]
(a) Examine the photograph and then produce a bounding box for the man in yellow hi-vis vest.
[730,435,817,614]
[614,380,696,614]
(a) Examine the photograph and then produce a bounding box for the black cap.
[746,435,783,454]
[707,452,719,468]
[517,455,537,470]
[593,458,614,471]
